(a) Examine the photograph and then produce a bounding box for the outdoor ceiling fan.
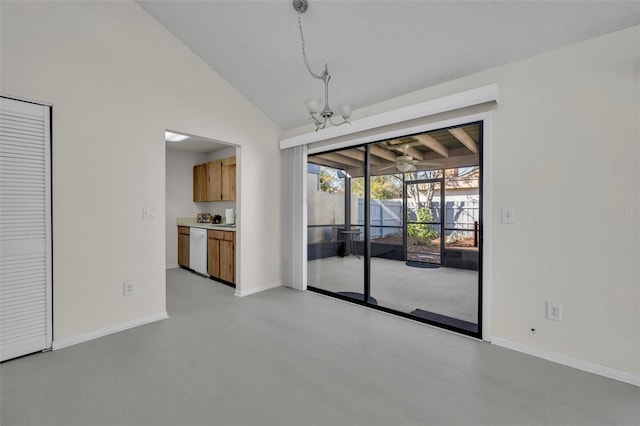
[378,144,441,173]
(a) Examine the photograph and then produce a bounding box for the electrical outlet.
[546,301,562,321]
[123,281,135,296]
[529,328,536,338]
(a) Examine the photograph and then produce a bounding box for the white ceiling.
[165,136,229,154]
[139,0,640,131]
[165,134,231,153]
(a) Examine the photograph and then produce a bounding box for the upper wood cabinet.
[207,160,223,201]
[193,163,208,202]
[221,156,236,201]
[193,156,235,202]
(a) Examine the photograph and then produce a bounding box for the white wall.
[288,26,640,379]
[204,146,237,163]
[1,1,282,340]
[165,148,206,268]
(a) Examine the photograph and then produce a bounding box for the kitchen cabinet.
[208,229,235,284]
[221,156,236,201]
[207,160,223,200]
[193,156,235,202]
[178,226,190,268]
[193,164,207,202]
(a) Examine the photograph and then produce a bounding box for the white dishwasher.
[189,227,208,275]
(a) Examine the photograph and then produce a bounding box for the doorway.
[306,122,482,337]
[165,131,237,271]
[405,178,443,265]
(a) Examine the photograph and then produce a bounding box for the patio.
[307,256,478,324]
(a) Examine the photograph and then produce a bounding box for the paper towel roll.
[225,208,235,225]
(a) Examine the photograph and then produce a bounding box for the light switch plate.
[501,207,515,224]
[123,280,135,296]
[143,207,156,220]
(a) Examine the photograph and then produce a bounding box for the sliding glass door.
[307,122,482,337]
[306,152,366,302]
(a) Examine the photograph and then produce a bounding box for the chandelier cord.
[297,12,324,80]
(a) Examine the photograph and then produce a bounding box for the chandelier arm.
[327,116,350,127]
[309,114,326,132]
[309,114,322,126]
[309,113,328,132]
[297,13,324,80]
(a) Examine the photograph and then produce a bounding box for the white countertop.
[177,218,237,232]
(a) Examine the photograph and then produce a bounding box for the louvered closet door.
[0,97,52,362]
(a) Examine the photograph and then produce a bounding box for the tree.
[405,166,479,210]
[318,167,344,193]
[350,174,402,200]
[405,169,442,209]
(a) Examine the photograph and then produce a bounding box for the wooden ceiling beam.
[339,148,382,165]
[421,146,475,161]
[315,152,362,168]
[370,145,398,162]
[383,140,424,161]
[308,157,345,170]
[448,128,478,154]
[410,154,479,173]
[415,134,450,157]
[404,146,424,161]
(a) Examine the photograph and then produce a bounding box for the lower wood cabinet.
[178,226,190,268]
[208,230,235,283]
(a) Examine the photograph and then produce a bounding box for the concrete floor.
[1,268,639,426]
[308,256,478,322]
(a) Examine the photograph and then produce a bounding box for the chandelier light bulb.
[337,104,352,120]
[305,98,322,114]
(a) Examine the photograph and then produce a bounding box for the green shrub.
[407,207,438,243]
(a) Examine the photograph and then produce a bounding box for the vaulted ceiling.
[138,0,640,131]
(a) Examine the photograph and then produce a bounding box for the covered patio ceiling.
[308,123,481,176]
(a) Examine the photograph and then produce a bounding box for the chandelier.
[293,0,352,131]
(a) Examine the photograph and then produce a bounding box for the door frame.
[0,94,53,360]
[403,176,446,265]
[306,111,493,341]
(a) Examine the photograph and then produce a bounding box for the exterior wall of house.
[288,26,640,379]
[0,1,282,340]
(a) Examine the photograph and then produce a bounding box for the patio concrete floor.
[307,256,478,323]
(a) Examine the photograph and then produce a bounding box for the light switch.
[143,207,156,220]
[501,207,515,224]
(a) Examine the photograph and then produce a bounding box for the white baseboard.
[491,336,640,387]
[235,281,282,297]
[166,264,179,269]
[52,311,169,351]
